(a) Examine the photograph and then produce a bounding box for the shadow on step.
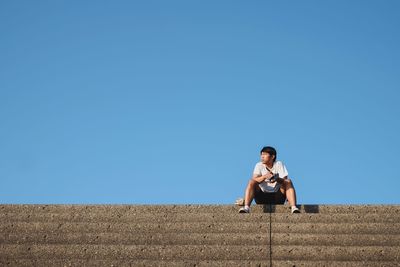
[262,204,320,213]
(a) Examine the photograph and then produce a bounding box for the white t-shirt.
[253,160,289,193]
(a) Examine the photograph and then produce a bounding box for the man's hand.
[264,172,274,180]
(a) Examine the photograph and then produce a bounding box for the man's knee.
[283,178,293,188]
[247,179,258,187]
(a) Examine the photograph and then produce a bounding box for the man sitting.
[239,146,300,214]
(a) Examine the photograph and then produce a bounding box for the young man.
[239,146,300,214]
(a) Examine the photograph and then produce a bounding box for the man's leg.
[244,179,260,206]
[280,179,297,206]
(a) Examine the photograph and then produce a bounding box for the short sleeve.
[279,161,289,178]
[253,163,262,176]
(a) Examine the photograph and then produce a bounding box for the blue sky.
[1,1,399,205]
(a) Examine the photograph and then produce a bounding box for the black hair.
[260,146,277,162]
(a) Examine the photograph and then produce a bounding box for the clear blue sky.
[1,1,399,205]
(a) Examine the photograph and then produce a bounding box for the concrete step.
[1,244,398,262]
[2,212,400,223]
[0,244,269,260]
[270,245,400,261]
[1,232,268,246]
[271,261,399,267]
[271,233,400,246]
[271,222,400,234]
[2,204,400,214]
[1,221,270,234]
[0,244,400,261]
[1,259,397,267]
[2,221,399,235]
[3,231,398,246]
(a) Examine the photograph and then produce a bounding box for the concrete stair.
[1,204,399,266]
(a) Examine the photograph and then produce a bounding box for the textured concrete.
[1,204,399,266]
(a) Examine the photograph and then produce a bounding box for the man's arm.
[273,175,288,184]
[252,172,274,183]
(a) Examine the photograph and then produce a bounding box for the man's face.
[261,152,274,164]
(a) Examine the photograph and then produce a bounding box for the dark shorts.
[254,187,286,204]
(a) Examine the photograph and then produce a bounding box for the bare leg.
[244,179,259,206]
[282,179,297,206]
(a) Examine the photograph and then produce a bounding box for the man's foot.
[291,206,300,213]
[239,206,250,213]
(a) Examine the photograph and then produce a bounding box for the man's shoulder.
[254,162,263,169]
[275,160,286,167]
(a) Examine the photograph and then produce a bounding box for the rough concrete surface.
[1,204,399,266]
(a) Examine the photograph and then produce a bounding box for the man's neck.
[264,162,274,169]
